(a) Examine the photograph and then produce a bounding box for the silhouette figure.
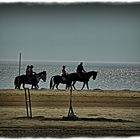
[76,62,86,79]
[26,65,30,76]
[25,65,36,83]
[15,71,46,89]
[30,65,36,75]
[61,65,67,81]
[50,66,69,90]
[66,71,97,90]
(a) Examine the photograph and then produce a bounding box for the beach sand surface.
[0,89,140,137]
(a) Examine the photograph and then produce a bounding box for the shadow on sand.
[14,116,133,122]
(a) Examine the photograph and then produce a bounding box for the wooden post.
[19,52,21,76]
[63,87,78,120]
[17,53,21,88]
[24,88,32,118]
[28,88,32,118]
[24,88,29,117]
[68,87,74,116]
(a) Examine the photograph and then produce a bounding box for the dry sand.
[0,89,140,137]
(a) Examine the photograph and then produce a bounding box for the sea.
[0,60,140,90]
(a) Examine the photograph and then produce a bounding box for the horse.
[50,75,67,89]
[67,71,97,90]
[14,71,47,89]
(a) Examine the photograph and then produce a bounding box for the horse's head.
[92,71,97,80]
[40,71,47,82]
[85,71,97,80]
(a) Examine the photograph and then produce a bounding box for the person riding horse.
[76,62,86,79]
[26,65,36,82]
[61,65,68,81]
[26,65,30,75]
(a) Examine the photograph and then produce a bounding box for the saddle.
[77,72,86,80]
[27,75,35,83]
[62,74,67,81]
[62,77,66,81]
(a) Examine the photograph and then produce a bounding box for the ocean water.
[0,60,140,90]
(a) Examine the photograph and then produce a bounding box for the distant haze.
[0,3,140,63]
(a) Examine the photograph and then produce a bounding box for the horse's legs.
[19,83,21,89]
[72,81,76,90]
[81,82,85,90]
[65,83,71,90]
[33,84,39,89]
[67,81,72,90]
[56,83,59,90]
[16,84,21,89]
[36,84,39,89]
[15,85,18,89]
[86,82,89,90]
[52,83,55,89]
[31,85,34,89]
[65,84,68,90]
[22,83,25,89]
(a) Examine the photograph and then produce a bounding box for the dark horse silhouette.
[14,71,47,89]
[50,71,97,90]
[50,75,67,89]
[67,71,97,90]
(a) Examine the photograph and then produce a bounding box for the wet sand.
[0,89,140,137]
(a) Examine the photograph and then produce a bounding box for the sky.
[0,3,140,63]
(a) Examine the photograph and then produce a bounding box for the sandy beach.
[0,89,140,137]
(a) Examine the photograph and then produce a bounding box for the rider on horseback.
[26,65,30,75]
[61,65,68,81]
[30,65,36,75]
[26,65,36,83]
[76,62,86,79]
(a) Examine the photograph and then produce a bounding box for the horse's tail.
[50,76,54,89]
[14,76,19,89]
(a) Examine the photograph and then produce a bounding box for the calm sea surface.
[0,61,140,90]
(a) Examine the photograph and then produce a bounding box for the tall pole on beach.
[19,52,21,76]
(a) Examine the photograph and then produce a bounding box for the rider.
[26,65,30,75]
[76,62,86,79]
[26,65,36,82]
[61,65,67,81]
[29,65,36,75]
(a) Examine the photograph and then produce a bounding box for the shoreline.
[0,88,140,92]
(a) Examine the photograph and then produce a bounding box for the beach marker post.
[24,88,32,118]
[17,52,21,87]
[63,87,78,120]
[18,52,21,77]
[68,87,74,116]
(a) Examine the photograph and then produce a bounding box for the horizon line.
[0,59,140,64]
[0,0,139,4]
